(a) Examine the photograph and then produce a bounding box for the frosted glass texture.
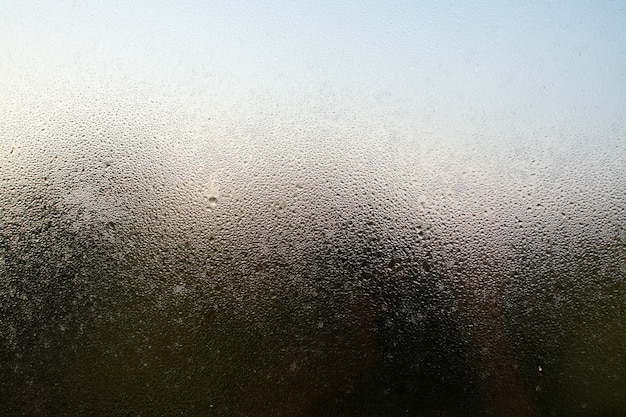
[1,2,625,416]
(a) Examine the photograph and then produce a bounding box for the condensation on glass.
[1,2,624,416]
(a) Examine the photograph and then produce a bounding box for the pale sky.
[2,0,625,136]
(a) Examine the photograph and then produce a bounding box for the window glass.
[1,1,625,416]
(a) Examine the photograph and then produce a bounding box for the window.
[1,2,624,416]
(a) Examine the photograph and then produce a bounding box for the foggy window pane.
[1,2,624,416]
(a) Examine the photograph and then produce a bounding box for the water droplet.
[207,195,218,209]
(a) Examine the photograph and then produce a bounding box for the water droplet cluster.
[1,65,625,417]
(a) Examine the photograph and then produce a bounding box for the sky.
[1,1,625,136]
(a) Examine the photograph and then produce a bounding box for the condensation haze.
[1,1,625,416]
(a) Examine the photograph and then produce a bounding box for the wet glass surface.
[1,2,625,416]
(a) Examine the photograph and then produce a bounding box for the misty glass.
[1,1,625,416]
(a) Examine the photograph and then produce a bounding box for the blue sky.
[1,1,625,143]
